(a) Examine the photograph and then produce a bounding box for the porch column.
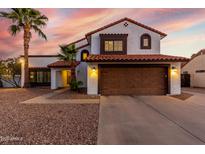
[51,69,57,89]
[170,62,181,95]
[87,63,98,95]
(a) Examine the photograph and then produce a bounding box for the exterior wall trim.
[140,33,151,49]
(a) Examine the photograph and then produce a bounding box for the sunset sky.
[0,8,205,59]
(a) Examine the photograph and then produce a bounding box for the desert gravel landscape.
[0,88,99,144]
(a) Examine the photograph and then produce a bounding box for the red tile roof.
[48,61,80,68]
[86,17,167,38]
[86,54,189,62]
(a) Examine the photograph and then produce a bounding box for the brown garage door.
[99,65,168,95]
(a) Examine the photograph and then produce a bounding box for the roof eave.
[85,17,167,38]
[86,59,189,63]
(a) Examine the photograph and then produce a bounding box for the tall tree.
[58,44,77,80]
[0,8,48,87]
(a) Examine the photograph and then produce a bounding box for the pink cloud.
[1,8,205,58]
[152,9,205,33]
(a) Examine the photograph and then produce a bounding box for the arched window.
[140,34,151,49]
[81,50,89,61]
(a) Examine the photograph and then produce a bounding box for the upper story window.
[81,50,89,61]
[104,40,123,52]
[140,34,151,49]
[100,34,128,54]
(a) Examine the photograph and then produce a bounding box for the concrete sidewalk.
[97,96,204,145]
[21,88,99,104]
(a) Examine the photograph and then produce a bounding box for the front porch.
[50,68,71,89]
[48,60,80,90]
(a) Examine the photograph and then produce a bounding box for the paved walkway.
[21,88,99,104]
[98,95,204,145]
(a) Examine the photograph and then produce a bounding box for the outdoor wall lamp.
[171,66,177,71]
[19,57,24,64]
[171,66,177,75]
[92,67,96,72]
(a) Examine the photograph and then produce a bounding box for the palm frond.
[8,25,21,36]
[0,12,9,17]
[37,15,48,21]
[58,53,69,61]
[29,9,41,17]
[11,8,21,14]
[58,44,76,61]
[11,8,23,24]
[0,9,22,25]
[1,8,48,42]
[31,25,47,40]
[32,19,47,27]
[11,8,21,17]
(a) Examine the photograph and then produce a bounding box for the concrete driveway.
[97,94,205,145]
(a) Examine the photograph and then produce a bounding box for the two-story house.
[20,17,188,95]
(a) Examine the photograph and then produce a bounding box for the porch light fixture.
[171,66,177,71]
[19,57,24,64]
[90,66,97,78]
[171,66,177,75]
[92,67,96,72]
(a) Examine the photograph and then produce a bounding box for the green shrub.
[70,79,83,91]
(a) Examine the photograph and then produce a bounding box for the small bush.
[70,79,83,91]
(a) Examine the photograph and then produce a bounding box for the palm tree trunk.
[23,25,31,88]
[71,67,76,80]
[70,61,76,80]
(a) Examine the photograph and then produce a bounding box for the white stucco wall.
[51,69,57,89]
[76,46,91,87]
[75,38,88,48]
[87,62,181,95]
[51,68,70,89]
[170,62,181,95]
[182,55,205,87]
[90,20,161,55]
[87,63,98,95]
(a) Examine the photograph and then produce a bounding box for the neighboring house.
[182,49,205,87]
[20,17,188,95]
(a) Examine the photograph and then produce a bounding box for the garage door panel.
[99,65,168,95]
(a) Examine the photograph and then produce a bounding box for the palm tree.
[58,44,77,80]
[0,8,48,88]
